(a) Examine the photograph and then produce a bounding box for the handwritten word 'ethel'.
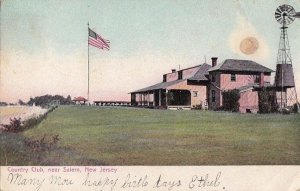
[189,171,222,189]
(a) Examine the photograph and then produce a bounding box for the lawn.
[1,106,300,165]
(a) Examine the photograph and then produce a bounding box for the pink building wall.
[220,73,271,90]
[165,66,200,82]
[209,72,271,111]
[167,80,207,108]
[239,90,259,113]
[166,72,178,82]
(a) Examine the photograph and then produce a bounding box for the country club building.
[130,57,274,113]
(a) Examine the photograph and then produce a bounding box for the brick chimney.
[259,72,264,87]
[171,69,176,73]
[211,57,218,67]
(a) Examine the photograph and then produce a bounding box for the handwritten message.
[3,166,224,191]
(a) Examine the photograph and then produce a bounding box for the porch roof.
[238,83,273,93]
[130,79,185,93]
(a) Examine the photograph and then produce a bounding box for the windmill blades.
[274,4,297,25]
[287,16,295,24]
[277,17,283,24]
[275,8,283,24]
[275,7,283,15]
[286,5,293,13]
[275,11,282,20]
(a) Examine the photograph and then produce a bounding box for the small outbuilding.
[73,96,88,105]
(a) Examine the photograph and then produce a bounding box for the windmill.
[274,4,300,111]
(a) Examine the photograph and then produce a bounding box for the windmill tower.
[274,4,300,110]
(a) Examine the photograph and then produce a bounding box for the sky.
[1,0,300,102]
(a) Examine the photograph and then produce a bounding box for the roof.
[131,63,211,93]
[208,59,274,73]
[188,63,211,81]
[131,79,185,93]
[164,64,202,75]
[73,96,87,101]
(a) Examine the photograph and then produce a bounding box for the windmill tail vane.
[294,12,300,18]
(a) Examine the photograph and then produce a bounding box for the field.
[0,106,47,125]
[1,106,300,165]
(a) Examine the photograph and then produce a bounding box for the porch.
[131,89,192,109]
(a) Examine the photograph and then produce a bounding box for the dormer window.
[163,74,167,82]
[178,71,183,80]
[231,74,236,82]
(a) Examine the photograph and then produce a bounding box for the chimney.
[259,72,264,87]
[211,57,218,67]
[171,69,176,73]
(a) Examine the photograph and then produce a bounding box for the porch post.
[140,93,142,106]
[159,89,162,106]
[166,89,168,108]
[147,92,150,106]
[152,91,155,107]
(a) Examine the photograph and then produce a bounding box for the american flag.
[88,28,110,50]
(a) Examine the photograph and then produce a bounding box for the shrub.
[293,103,299,113]
[24,134,60,152]
[222,89,240,112]
[193,104,202,110]
[258,88,278,113]
[3,118,23,133]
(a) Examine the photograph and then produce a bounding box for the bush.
[293,103,299,113]
[193,104,202,110]
[3,118,22,133]
[3,106,58,133]
[258,88,278,113]
[24,134,60,152]
[222,89,240,112]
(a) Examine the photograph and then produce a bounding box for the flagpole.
[87,22,90,104]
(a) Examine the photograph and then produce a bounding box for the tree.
[27,94,74,107]
[222,89,240,112]
[18,99,26,105]
[258,88,278,113]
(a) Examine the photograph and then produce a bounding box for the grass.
[1,105,300,165]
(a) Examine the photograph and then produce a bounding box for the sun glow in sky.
[1,0,300,102]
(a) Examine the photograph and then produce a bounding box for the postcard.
[0,0,300,190]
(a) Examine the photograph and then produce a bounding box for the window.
[255,75,260,83]
[193,91,198,97]
[212,90,215,102]
[163,74,166,82]
[211,74,215,82]
[178,71,183,80]
[231,74,236,81]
